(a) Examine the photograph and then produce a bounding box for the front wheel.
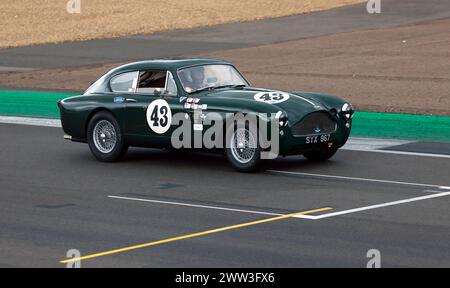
[303,148,338,162]
[225,126,261,172]
[87,111,128,162]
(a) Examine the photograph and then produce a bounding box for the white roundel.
[146,99,172,134]
[254,91,290,104]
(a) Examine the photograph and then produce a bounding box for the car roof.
[112,58,231,74]
[83,58,236,94]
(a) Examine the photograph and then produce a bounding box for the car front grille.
[291,112,336,136]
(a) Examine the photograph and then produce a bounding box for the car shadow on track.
[64,143,345,173]
[121,147,342,172]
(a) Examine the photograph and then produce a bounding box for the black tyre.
[225,123,262,172]
[303,148,338,162]
[87,111,128,162]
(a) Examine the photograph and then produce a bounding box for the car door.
[124,70,183,147]
[108,70,140,130]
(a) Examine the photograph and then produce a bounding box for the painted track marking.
[109,195,281,216]
[267,170,450,219]
[59,207,332,264]
[0,116,61,127]
[267,170,449,189]
[108,195,310,218]
[110,191,450,221]
[294,191,450,220]
[341,147,450,159]
[59,170,450,264]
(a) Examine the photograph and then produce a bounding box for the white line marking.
[267,170,448,189]
[111,192,450,222]
[342,137,450,159]
[0,116,61,127]
[108,195,314,219]
[296,191,450,220]
[423,190,447,194]
[342,147,450,159]
[344,137,413,150]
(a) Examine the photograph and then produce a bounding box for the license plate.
[306,134,330,144]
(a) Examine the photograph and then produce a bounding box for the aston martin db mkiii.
[58,59,353,172]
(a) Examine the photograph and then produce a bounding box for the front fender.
[291,91,350,111]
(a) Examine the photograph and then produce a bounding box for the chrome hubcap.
[93,120,117,153]
[230,128,256,164]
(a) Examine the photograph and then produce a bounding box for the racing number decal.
[150,105,169,127]
[146,99,172,134]
[254,92,290,104]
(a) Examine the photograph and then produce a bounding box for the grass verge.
[0,90,449,142]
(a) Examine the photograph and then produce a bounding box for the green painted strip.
[351,111,450,142]
[0,90,77,119]
[0,90,449,142]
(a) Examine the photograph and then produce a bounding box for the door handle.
[125,98,137,102]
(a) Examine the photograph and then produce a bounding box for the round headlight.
[275,111,288,127]
[342,103,352,112]
[341,103,353,120]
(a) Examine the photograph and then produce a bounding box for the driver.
[188,66,206,90]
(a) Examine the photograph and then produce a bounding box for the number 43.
[150,105,169,127]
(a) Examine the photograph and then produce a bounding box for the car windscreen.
[178,64,248,93]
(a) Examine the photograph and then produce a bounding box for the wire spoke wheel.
[230,128,257,164]
[93,120,117,154]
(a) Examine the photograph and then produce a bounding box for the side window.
[137,70,167,93]
[137,70,178,95]
[84,74,108,95]
[110,71,139,93]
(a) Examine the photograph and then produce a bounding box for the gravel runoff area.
[204,18,450,116]
[0,0,363,48]
[1,18,449,116]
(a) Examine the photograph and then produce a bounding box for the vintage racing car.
[58,59,353,172]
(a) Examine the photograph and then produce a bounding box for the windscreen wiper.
[212,84,247,90]
[190,85,216,94]
[190,84,247,94]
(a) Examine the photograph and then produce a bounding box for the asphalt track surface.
[1,0,450,268]
[1,123,449,267]
[1,0,450,70]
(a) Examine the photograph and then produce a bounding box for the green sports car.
[58,58,353,172]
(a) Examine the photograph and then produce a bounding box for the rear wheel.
[303,148,338,162]
[225,125,261,172]
[87,111,128,162]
